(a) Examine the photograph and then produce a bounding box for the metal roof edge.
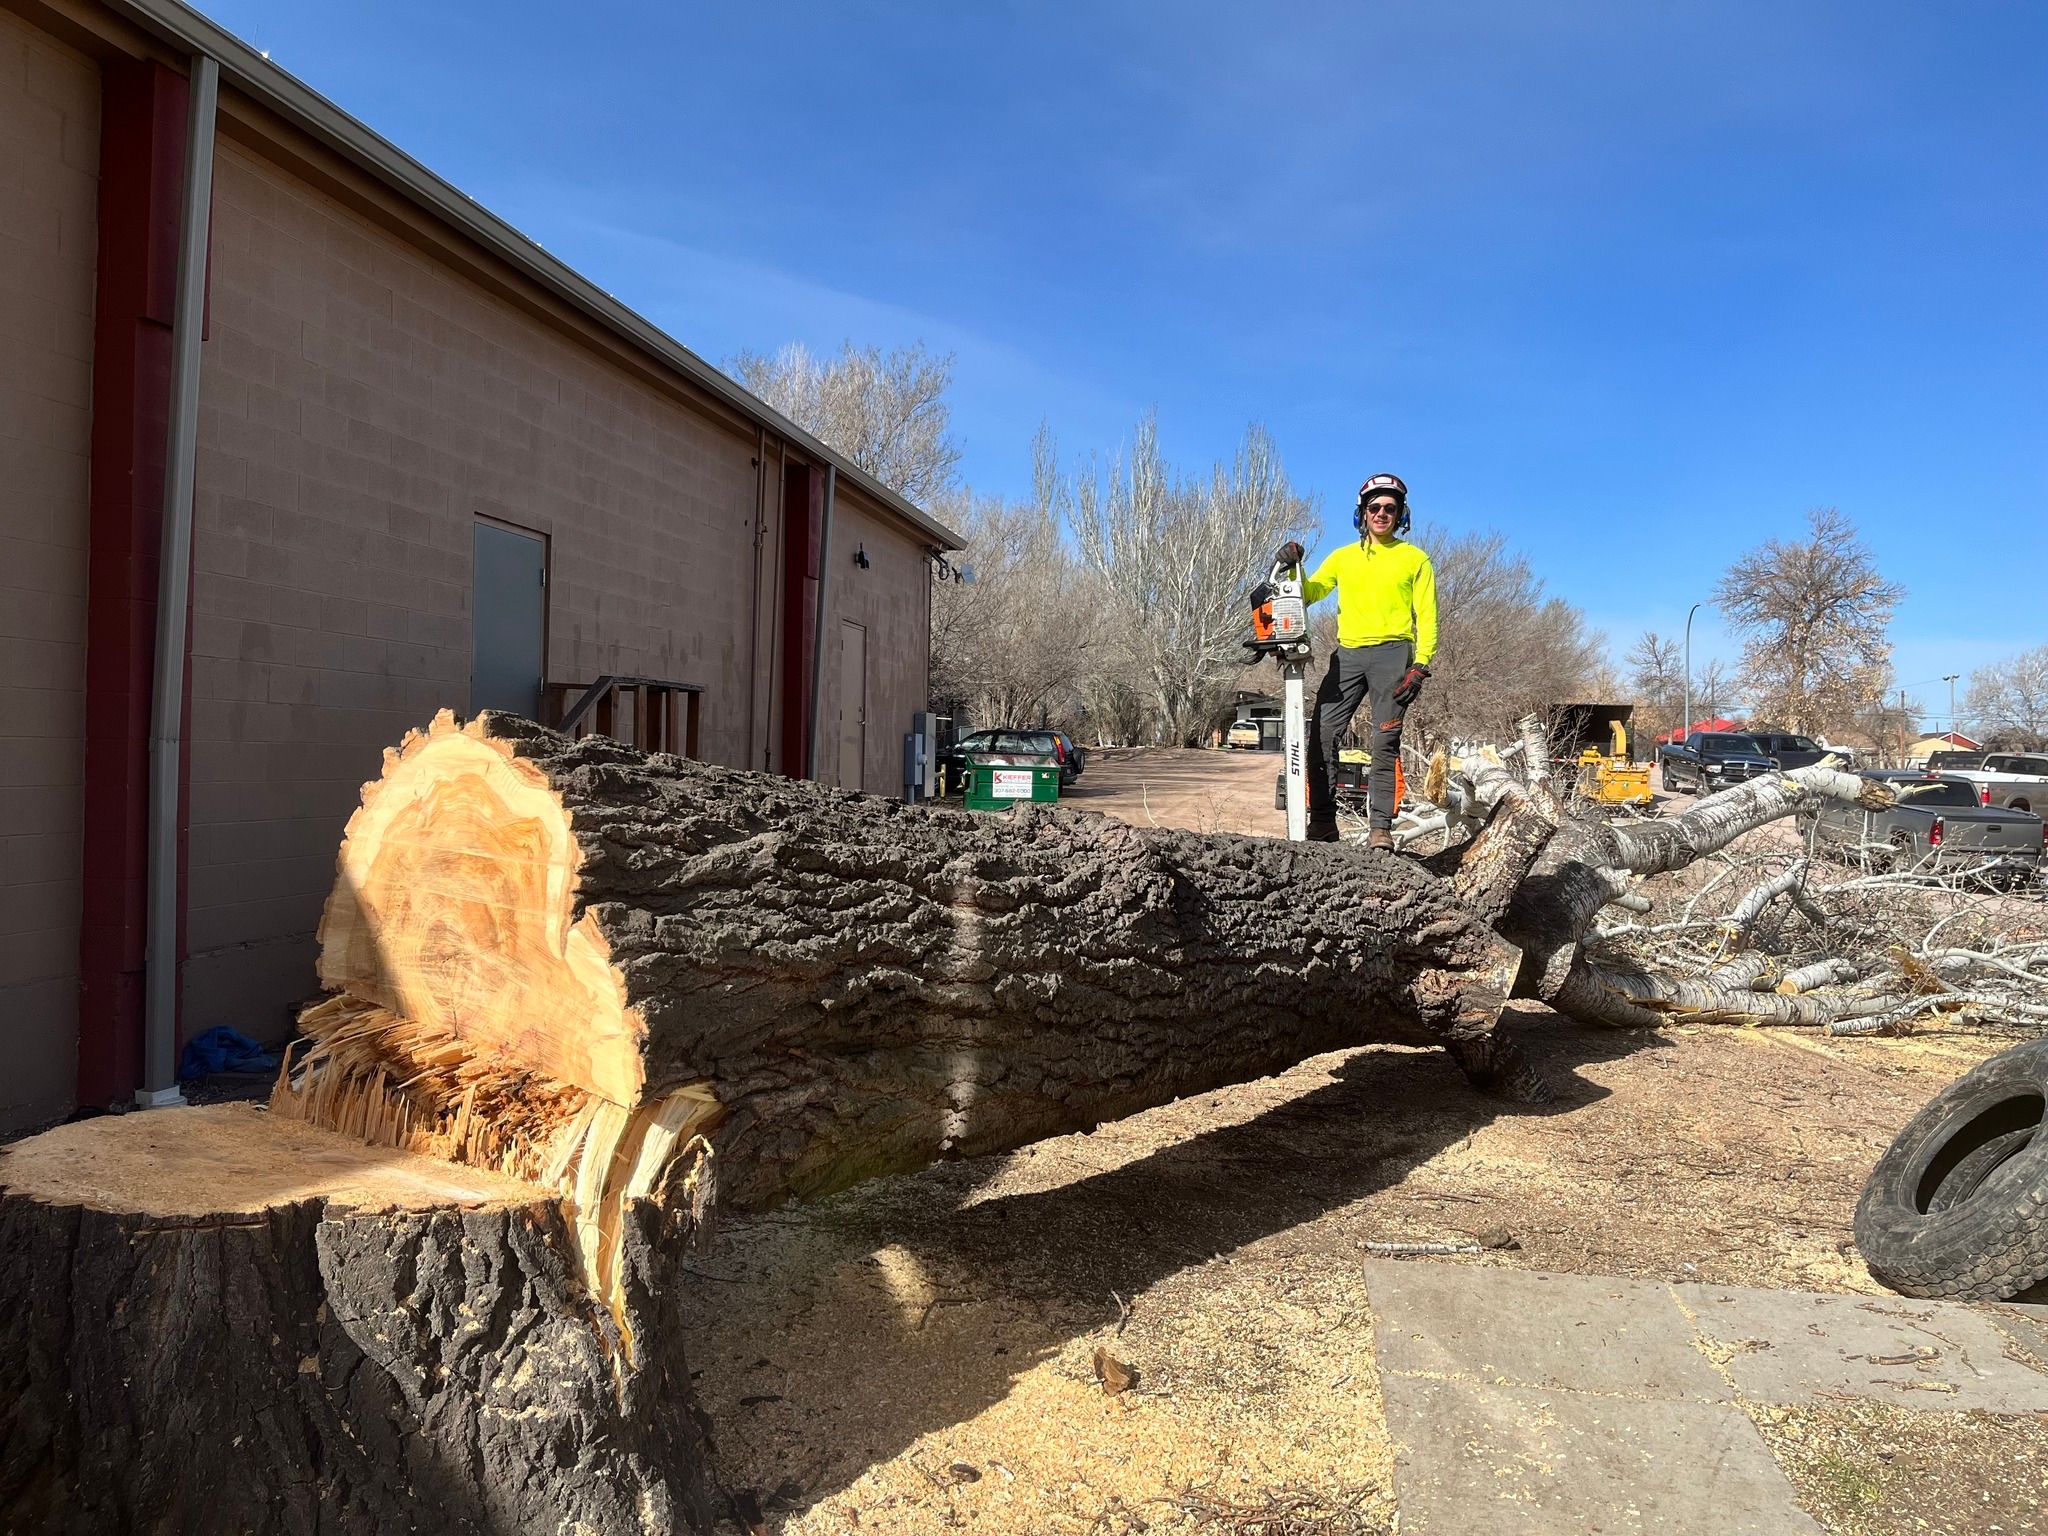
[105,0,964,552]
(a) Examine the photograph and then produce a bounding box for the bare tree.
[1061,414,1317,745]
[730,340,963,505]
[1715,507,1903,735]
[1965,644,2048,740]
[1401,531,1605,750]
[928,491,1089,728]
[1691,659,1733,724]
[1624,631,1684,739]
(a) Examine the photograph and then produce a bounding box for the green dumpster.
[963,754,1061,810]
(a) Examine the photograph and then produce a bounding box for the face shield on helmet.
[1354,473,1411,537]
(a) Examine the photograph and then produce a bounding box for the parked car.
[1656,731,1779,795]
[1801,771,2044,884]
[937,728,1081,793]
[1926,749,1988,772]
[1942,752,2048,814]
[1050,731,1087,779]
[1743,732,1835,770]
[1226,720,1263,750]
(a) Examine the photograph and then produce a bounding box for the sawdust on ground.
[1747,1399,2048,1535]
[690,1024,2015,1532]
[689,749,2033,1534]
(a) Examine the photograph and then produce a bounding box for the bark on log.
[298,710,1524,1222]
[0,1106,718,1534]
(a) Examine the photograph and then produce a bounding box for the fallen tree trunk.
[299,710,1526,1230]
[0,1106,718,1533]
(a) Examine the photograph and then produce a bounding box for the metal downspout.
[804,465,837,781]
[138,53,219,1109]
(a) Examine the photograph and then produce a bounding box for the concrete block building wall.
[185,142,770,1037]
[0,0,955,1110]
[0,8,98,1128]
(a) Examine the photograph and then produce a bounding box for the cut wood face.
[0,1104,546,1216]
[318,714,645,1105]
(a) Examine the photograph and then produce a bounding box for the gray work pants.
[1306,640,1412,830]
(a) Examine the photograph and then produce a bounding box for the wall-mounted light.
[854,544,871,569]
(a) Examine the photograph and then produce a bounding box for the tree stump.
[0,1106,718,1534]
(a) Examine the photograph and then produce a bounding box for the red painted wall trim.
[76,57,193,1108]
[778,463,823,776]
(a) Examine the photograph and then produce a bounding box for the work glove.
[1274,540,1306,569]
[1391,663,1430,708]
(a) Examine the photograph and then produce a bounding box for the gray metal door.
[838,619,867,791]
[471,521,546,718]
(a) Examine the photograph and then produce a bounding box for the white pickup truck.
[1945,752,2048,813]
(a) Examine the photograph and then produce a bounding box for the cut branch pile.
[1406,741,2048,1039]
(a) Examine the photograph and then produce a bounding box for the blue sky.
[197,1,2045,729]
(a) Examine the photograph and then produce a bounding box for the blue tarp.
[178,1026,280,1082]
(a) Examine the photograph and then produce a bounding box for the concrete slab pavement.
[1677,1282,2048,1413]
[1366,1260,2048,1535]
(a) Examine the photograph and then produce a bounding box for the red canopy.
[1657,717,1741,744]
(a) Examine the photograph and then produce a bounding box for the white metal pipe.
[805,465,837,782]
[139,53,219,1109]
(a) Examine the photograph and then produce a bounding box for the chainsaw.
[1245,559,1314,840]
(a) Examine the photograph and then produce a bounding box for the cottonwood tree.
[1966,645,2048,740]
[731,340,962,505]
[1715,507,1902,735]
[1624,631,1684,738]
[15,706,1972,1532]
[1061,414,1317,745]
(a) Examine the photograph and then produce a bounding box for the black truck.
[1743,731,1837,770]
[1656,731,1779,795]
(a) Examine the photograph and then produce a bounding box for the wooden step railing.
[545,676,702,759]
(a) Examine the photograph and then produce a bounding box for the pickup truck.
[1656,731,1779,795]
[1940,752,2048,814]
[1801,771,2045,884]
[1744,731,1838,770]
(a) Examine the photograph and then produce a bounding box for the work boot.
[1367,828,1395,852]
[1305,818,1341,843]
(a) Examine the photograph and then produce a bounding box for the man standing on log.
[1276,472,1438,847]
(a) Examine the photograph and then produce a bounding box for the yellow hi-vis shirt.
[1302,537,1438,665]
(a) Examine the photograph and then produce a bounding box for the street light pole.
[1944,673,1960,741]
[1682,602,1702,745]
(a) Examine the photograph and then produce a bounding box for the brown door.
[837,620,867,791]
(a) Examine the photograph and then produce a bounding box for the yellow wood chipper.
[1549,702,1655,807]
